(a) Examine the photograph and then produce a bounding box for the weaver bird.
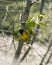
[18,29,29,40]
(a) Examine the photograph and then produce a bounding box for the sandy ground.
[0,35,52,65]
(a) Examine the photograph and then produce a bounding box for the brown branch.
[21,0,32,23]
[46,52,52,65]
[20,0,45,62]
[40,0,45,14]
[13,0,32,61]
[14,41,23,60]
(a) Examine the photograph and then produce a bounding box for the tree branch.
[39,38,52,65]
[46,52,52,65]
[20,0,45,62]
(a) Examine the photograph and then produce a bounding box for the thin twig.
[46,52,52,65]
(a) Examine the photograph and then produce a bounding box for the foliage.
[13,12,48,42]
[0,0,52,42]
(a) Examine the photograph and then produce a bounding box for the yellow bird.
[18,29,28,40]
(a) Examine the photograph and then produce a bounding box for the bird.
[18,29,29,41]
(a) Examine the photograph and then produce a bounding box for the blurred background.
[0,0,52,65]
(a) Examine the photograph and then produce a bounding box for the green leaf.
[26,17,36,29]
[38,12,45,20]
[26,21,36,29]
[26,17,32,22]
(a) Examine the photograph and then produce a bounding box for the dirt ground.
[0,35,52,65]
